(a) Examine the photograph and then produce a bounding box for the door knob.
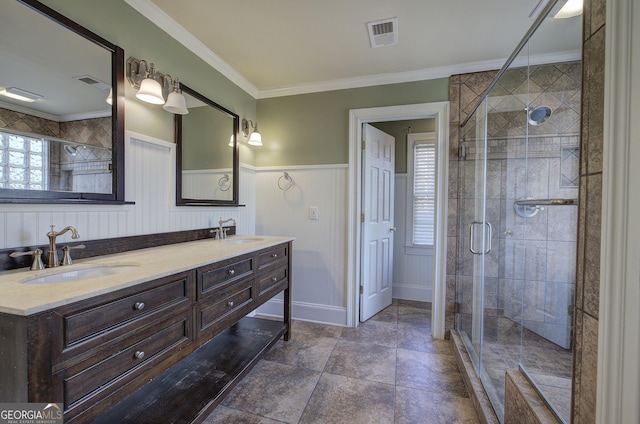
[390,227,396,232]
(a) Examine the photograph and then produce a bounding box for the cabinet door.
[53,271,194,364]
[198,254,254,300]
[54,312,191,416]
[197,277,255,336]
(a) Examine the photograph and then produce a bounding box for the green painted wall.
[182,105,234,170]
[37,0,257,165]
[372,119,436,173]
[255,79,449,166]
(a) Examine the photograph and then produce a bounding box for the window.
[405,132,436,254]
[0,131,48,190]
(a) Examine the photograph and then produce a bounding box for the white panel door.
[360,124,395,321]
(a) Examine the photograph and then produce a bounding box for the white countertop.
[0,235,294,316]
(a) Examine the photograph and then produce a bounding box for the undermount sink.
[21,265,139,285]
[223,237,264,244]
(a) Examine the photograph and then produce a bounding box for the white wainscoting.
[0,131,256,249]
[392,174,433,302]
[254,165,348,326]
[181,168,234,201]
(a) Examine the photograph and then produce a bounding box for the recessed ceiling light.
[555,0,583,18]
[0,87,43,102]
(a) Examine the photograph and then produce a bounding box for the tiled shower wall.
[457,62,581,350]
[0,108,112,192]
[572,0,606,421]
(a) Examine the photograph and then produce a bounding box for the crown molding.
[256,60,507,99]
[124,0,259,99]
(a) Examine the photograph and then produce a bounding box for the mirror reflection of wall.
[179,88,236,202]
[0,0,122,202]
[0,127,112,194]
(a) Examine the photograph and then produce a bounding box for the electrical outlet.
[309,206,319,220]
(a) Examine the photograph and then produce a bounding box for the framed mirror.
[176,84,239,206]
[0,0,125,203]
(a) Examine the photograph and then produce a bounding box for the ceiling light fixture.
[126,57,188,114]
[241,118,262,146]
[0,87,43,103]
[554,0,583,18]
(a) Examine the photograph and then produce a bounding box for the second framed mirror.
[176,84,239,206]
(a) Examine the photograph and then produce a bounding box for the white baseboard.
[392,284,433,302]
[256,299,347,327]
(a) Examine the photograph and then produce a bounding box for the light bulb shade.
[248,131,262,146]
[136,77,165,104]
[555,0,583,18]
[163,91,189,115]
[106,88,113,105]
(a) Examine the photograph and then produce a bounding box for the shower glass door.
[456,7,581,420]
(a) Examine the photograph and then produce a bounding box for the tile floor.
[203,300,480,424]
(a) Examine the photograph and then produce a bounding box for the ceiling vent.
[73,75,110,90]
[367,17,398,48]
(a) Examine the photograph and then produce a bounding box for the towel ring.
[218,174,231,191]
[278,172,294,191]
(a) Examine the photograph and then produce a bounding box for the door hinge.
[361,213,365,223]
[361,140,366,150]
[359,285,364,295]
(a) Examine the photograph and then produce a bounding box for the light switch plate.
[309,206,319,220]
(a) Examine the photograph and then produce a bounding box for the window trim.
[405,132,436,256]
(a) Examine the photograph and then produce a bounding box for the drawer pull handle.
[134,302,145,310]
[134,351,145,359]
[272,253,278,258]
[227,301,234,307]
[272,277,278,282]
[228,269,235,276]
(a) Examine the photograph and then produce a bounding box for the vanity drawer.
[199,278,254,332]
[258,265,288,297]
[62,273,191,347]
[257,245,288,271]
[59,314,190,410]
[198,255,254,299]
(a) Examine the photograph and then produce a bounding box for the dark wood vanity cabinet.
[0,241,292,424]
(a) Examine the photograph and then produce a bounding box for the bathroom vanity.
[0,236,293,423]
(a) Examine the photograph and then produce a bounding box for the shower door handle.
[469,221,492,255]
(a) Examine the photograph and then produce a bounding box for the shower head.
[527,106,552,126]
[64,144,85,156]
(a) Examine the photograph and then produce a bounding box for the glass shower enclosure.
[456,1,582,422]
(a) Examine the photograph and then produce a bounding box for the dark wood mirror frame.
[175,84,240,207]
[0,0,125,204]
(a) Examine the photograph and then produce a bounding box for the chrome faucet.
[46,225,80,267]
[218,218,236,240]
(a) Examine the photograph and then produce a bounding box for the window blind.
[412,143,436,246]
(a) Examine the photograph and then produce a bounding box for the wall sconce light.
[163,78,188,115]
[241,118,263,146]
[126,57,188,114]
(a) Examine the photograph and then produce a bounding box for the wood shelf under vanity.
[93,317,287,424]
